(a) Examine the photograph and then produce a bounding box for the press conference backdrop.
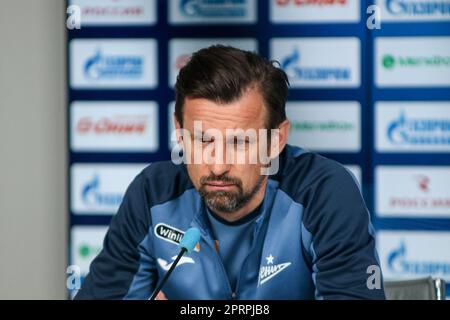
[67,0,450,298]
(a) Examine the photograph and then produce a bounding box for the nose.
[205,144,231,177]
[208,162,231,177]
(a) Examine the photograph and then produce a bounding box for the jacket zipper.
[234,220,264,296]
[202,234,235,299]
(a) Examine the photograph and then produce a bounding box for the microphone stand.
[149,247,187,300]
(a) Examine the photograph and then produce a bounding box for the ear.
[174,113,183,146]
[270,119,290,159]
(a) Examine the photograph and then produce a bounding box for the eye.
[231,137,248,146]
[198,136,213,144]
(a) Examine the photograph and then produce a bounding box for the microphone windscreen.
[179,228,201,253]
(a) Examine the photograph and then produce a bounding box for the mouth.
[204,182,237,191]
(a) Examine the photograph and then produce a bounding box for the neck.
[210,177,268,223]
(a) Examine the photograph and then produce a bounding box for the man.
[75,45,385,300]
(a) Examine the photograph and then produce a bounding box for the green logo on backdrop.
[79,243,101,259]
[382,54,450,70]
[383,55,395,69]
[290,120,354,132]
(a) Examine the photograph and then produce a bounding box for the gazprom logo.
[385,0,450,17]
[81,175,123,207]
[180,0,248,17]
[387,241,450,276]
[387,111,450,146]
[281,48,351,81]
[84,50,143,80]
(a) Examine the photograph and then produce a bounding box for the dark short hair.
[175,45,289,129]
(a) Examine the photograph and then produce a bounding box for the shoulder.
[276,145,358,206]
[278,146,368,238]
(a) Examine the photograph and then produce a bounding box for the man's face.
[176,87,269,214]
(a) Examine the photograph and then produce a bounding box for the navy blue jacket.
[75,145,385,300]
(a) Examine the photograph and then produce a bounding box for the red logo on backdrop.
[416,175,430,193]
[389,174,450,209]
[82,0,144,17]
[76,116,147,135]
[275,0,348,6]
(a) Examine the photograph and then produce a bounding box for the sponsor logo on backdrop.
[69,0,157,26]
[84,50,143,80]
[381,53,450,71]
[271,38,360,88]
[71,226,108,275]
[282,48,351,81]
[70,39,157,89]
[71,164,147,214]
[81,175,122,208]
[270,0,360,23]
[377,231,450,282]
[376,102,450,152]
[169,39,258,87]
[77,115,146,134]
[169,0,257,24]
[375,37,450,87]
[376,166,450,217]
[387,111,450,146]
[377,0,450,22]
[71,101,159,152]
[387,241,450,277]
[286,101,361,152]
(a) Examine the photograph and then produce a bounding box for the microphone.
[149,227,201,300]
